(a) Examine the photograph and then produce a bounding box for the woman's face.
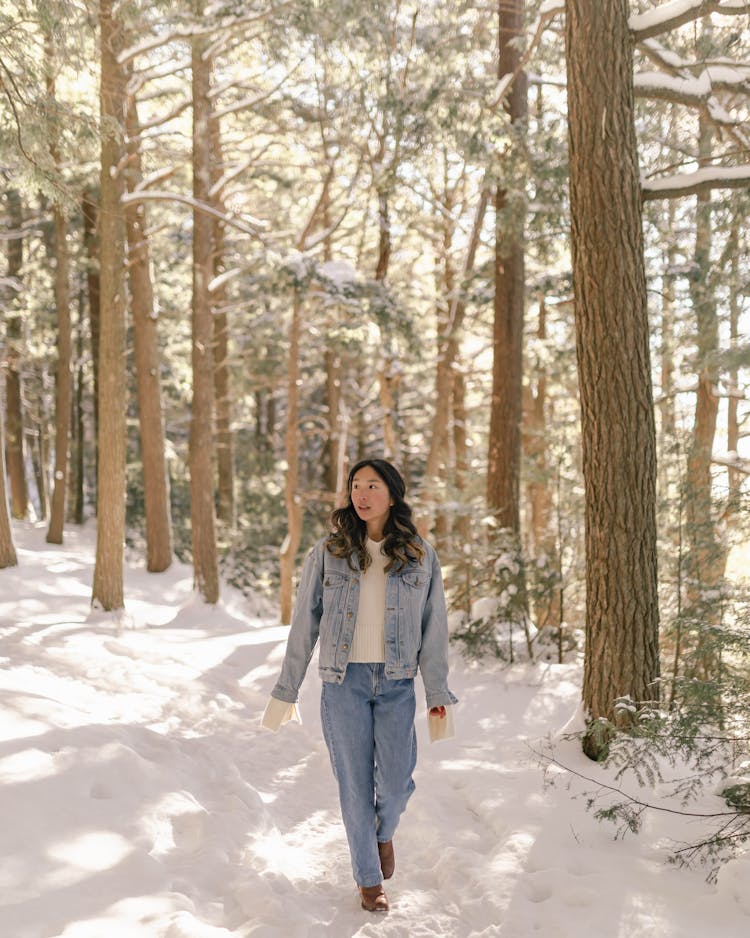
[350,465,393,539]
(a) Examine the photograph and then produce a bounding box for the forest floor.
[1,521,749,938]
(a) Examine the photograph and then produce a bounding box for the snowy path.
[1,523,749,937]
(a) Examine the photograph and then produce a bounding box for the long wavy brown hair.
[326,458,425,573]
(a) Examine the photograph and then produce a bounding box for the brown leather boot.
[359,883,389,912]
[378,840,395,879]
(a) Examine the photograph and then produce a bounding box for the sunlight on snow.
[47,831,133,875]
[0,748,58,784]
[618,890,670,938]
[248,810,342,881]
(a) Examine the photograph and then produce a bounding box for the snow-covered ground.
[1,522,749,938]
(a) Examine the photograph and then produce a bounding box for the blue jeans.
[321,663,417,887]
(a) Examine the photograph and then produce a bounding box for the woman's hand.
[429,705,446,719]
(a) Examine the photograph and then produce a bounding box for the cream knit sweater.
[347,538,387,663]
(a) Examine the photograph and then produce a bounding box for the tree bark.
[487,0,527,534]
[726,215,741,514]
[4,189,28,520]
[280,292,303,625]
[0,408,17,567]
[210,94,235,528]
[46,34,73,545]
[565,0,660,752]
[82,186,101,480]
[91,0,127,611]
[125,81,173,571]
[189,20,219,603]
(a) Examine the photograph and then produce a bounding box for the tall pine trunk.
[487,0,526,534]
[280,292,303,625]
[565,0,660,756]
[4,189,27,520]
[125,82,173,572]
[46,33,73,545]
[91,0,127,611]
[0,410,17,567]
[190,21,219,603]
[210,96,235,528]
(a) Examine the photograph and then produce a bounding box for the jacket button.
[342,643,349,650]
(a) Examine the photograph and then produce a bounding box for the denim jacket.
[271,536,458,710]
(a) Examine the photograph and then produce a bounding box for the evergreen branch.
[531,745,738,819]
[0,57,36,167]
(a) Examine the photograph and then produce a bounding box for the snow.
[2,521,750,937]
[630,0,706,34]
[642,164,750,194]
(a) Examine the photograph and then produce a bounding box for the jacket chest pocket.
[400,569,431,594]
[322,571,349,612]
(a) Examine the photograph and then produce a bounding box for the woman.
[262,458,457,913]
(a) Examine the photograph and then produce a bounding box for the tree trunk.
[4,189,28,520]
[210,96,235,528]
[524,297,561,631]
[70,291,85,524]
[82,186,101,484]
[91,0,127,611]
[189,21,219,603]
[46,35,73,545]
[565,0,660,755]
[487,0,526,533]
[33,384,49,520]
[280,292,303,625]
[125,81,173,572]
[0,408,17,568]
[683,107,723,681]
[726,215,741,514]
[374,186,400,462]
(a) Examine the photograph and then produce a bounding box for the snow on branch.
[630,1,750,43]
[642,164,750,200]
[634,67,750,105]
[712,453,750,475]
[118,3,294,66]
[121,190,267,236]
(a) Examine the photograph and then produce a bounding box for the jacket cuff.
[261,696,300,732]
[425,688,459,709]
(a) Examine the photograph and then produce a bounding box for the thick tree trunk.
[46,39,73,545]
[4,189,28,520]
[91,0,127,611]
[125,84,173,572]
[565,0,660,753]
[487,0,526,533]
[280,293,303,625]
[190,24,219,603]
